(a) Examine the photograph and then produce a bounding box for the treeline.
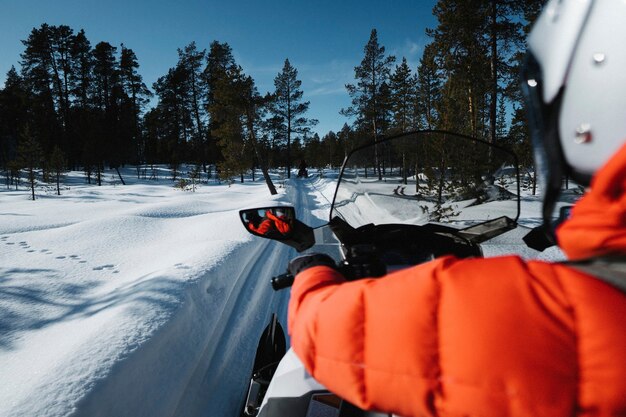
[0,24,151,190]
[331,0,544,186]
[0,25,318,195]
[0,0,544,198]
[286,0,543,190]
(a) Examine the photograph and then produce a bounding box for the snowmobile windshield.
[330,130,520,230]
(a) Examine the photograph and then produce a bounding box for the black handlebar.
[271,273,295,290]
[271,246,389,291]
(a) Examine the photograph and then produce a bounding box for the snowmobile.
[297,167,308,178]
[238,130,522,417]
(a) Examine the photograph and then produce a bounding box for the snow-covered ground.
[0,167,569,417]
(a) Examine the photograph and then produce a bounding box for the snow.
[0,167,570,417]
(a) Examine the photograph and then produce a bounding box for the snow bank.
[0,171,292,417]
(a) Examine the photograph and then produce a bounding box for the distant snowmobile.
[297,160,308,178]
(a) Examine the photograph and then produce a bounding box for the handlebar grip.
[271,273,295,290]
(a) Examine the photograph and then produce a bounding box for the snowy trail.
[66,176,337,417]
[174,177,339,417]
[169,238,294,417]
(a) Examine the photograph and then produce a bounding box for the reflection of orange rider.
[248,210,291,235]
[267,210,291,234]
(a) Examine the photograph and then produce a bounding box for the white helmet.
[522,0,626,224]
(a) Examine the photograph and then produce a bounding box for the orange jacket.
[288,144,626,417]
[266,211,291,234]
[249,217,273,235]
[248,211,291,235]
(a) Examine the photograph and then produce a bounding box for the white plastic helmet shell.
[527,0,593,104]
[528,0,626,178]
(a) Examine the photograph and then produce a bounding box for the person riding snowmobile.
[297,160,308,178]
[286,1,626,416]
[248,209,292,237]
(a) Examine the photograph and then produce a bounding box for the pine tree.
[338,123,353,159]
[120,44,151,171]
[152,65,193,164]
[263,114,285,169]
[17,126,42,200]
[48,145,67,195]
[49,25,75,141]
[208,61,249,183]
[141,107,162,171]
[389,58,418,184]
[342,29,395,179]
[239,77,277,194]
[389,57,416,133]
[66,29,94,169]
[92,41,125,183]
[204,41,238,164]
[427,0,490,137]
[70,30,92,108]
[427,0,527,141]
[212,63,277,193]
[0,67,29,183]
[178,42,207,166]
[269,59,317,178]
[20,24,63,154]
[416,43,442,130]
[304,133,323,168]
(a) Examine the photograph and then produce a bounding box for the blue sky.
[1,0,437,136]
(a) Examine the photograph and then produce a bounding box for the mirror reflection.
[240,207,295,239]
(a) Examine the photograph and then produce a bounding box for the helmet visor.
[520,52,567,224]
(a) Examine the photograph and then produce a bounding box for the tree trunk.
[468,84,476,136]
[29,167,36,201]
[245,106,277,195]
[287,117,292,179]
[415,160,420,195]
[115,167,126,185]
[402,152,407,185]
[373,119,382,180]
[437,157,445,206]
[490,0,498,144]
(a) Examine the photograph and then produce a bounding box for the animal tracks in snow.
[2,235,119,275]
[3,235,192,277]
[92,264,118,273]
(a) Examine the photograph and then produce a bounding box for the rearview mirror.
[240,207,296,239]
[239,206,315,252]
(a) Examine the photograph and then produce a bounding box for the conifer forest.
[0,0,544,196]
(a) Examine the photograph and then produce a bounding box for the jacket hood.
[557,142,626,260]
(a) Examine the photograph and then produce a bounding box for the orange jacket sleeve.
[266,211,291,234]
[288,258,456,416]
[252,218,273,235]
[288,256,626,416]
